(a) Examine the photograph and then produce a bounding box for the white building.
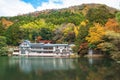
[13,40,73,57]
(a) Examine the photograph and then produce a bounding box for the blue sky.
[22,0,63,8]
[21,0,49,8]
[0,0,119,16]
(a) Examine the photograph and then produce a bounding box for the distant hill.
[0,3,119,45]
[0,3,119,25]
[27,3,118,17]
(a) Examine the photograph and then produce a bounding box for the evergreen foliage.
[0,36,7,55]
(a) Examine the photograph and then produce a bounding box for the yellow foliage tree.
[86,23,105,44]
[21,19,46,30]
[63,23,75,36]
[80,20,89,26]
[74,26,79,37]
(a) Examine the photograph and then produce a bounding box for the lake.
[0,57,120,80]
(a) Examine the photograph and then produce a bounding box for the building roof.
[30,43,44,48]
[20,40,69,48]
[44,44,68,46]
[30,43,68,48]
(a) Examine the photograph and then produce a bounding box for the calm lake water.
[0,57,120,80]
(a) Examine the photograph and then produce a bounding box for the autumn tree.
[105,18,120,32]
[21,19,57,41]
[21,19,46,40]
[76,20,89,44]
[36,36,42,43]
[106,31,120,60]
[1,18,13,29]
[75,20,90,53]
[104,31,120,50]
[97,31,120,58]
[74,26,79,37]
[53,23,76,43]
[62,23,76,43]
[86,23,105,48]
[97,42,117,55]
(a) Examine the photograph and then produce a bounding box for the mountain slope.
[0,3,119,45]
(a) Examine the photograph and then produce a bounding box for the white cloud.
[36,0,63,11]
[37,0,120,11]
[0,0,119,17]
[0,0,35,16]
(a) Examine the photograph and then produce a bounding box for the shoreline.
[85,54,104,58]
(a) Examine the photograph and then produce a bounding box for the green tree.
[0,36,8,56]
[39,28,53,40]
[86,6,114,25]
[38,11,85,25]
[116,12,120,23]
[0,22,5,36]
[21,19,57,41]
[5,24,24,45]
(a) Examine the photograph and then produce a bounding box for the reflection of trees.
[87,67,108,80]
[74,58,120,80]
[1,57,120,80]
[86,63,120,80]
[31,58,120,80]
[9,57,75,72]
[0,57,9,78]
[103,63,120,80]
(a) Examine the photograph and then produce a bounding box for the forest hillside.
[0,3,120,60]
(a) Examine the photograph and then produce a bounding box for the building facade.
[13,40,73,57]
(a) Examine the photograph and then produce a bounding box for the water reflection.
[88,57,105,65]
[88,58,93,64]
[0,57,119,80]
[9,57,75,73]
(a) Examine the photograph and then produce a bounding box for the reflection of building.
[9,57,75,73]
[13,40,73,57]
